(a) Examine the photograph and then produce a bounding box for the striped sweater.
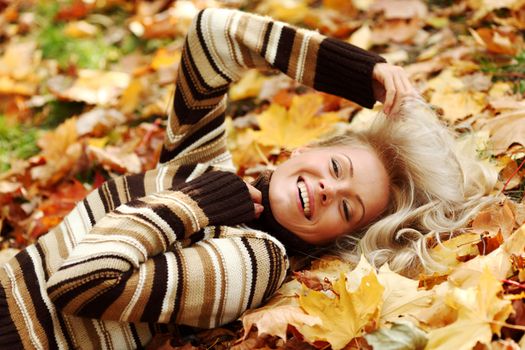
[0,8,384,349]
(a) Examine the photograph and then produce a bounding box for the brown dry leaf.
[254,93,342,149]
[76,108,127,136]
[475,27,522,55]
[119,78,145,115]
[425,269,513,350]
[87,145,142,174]
[471,200,517,238]
[56,70,131,106]
[241,305,321,341]
[0,41,39,95]
[31,118,81,185]
[297,271,384,350]
[481,110,525,154]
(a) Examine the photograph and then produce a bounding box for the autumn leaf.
[481,110,525,154]
[56,69,131,106]
[297,271,384,350]
[229,70,267,102]
[254,93,342,149]
[377,264,434,323]
[242,305,321,341]
[364,321,428,350]
[427,69,486,123]
[425,268,513,350]
[449,223,525,288]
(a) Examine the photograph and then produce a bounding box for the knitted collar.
[249,170,317,256]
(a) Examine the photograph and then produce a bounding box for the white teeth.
[297,180,311,217]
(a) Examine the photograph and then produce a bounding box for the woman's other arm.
[45,171,272,324]
[159,8,394,166]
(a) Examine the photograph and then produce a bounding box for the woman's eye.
[343,200,351,222]
[331,158,340,177]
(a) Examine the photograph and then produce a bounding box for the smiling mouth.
[297,177,312,219]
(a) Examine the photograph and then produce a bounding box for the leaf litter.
[1,0,525,349]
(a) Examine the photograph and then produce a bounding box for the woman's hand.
[372,63,418,116]
[244,181,264,219]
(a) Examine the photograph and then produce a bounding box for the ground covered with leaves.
[0,0,525,349]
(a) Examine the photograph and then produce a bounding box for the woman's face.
[269,145,390,245]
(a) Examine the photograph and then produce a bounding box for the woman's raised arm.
[159,8,388,166]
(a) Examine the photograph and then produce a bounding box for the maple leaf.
[425,268,513,350]
[377,264,434,323]
[297,271,384,350]
[254,93,341,149]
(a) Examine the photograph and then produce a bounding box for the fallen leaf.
[364,321,428,350]
[449,224,525,288]
[377,264,434,323]
[475,27,521,55]
[481,110,525,154]
[241,305,321,341]
[56,69,131,106]
[254,93,342,149]
[297,271,384,350]
[426,269,513,350]
[429,233,481,268]
[229,70,267,102]
[471,200,517,238]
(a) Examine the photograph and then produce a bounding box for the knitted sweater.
[0,8,384,350]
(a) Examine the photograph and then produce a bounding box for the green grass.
[480,51,525,94]
[0,116,40,172]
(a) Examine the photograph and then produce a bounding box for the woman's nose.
[318,181,335,205]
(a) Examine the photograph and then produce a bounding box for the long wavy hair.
[311,97,498,277]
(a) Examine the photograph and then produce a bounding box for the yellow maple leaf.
[377,264,434,323]
[297,271,384,350]
[425,268,513,350]
[254,93,341,149]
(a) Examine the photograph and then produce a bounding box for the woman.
[0,7,494,349]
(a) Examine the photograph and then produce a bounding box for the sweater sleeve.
[158,8,386,166]
[45,171,257,320]
[47,232,288,327]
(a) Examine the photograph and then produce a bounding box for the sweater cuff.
[175,171,255,226]
[314,38,386,109]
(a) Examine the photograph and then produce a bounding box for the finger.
[383,75,395,115]
[254,203,264,219]
[245,182,262,204]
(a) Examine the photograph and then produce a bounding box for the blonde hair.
[312,97,498,278]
